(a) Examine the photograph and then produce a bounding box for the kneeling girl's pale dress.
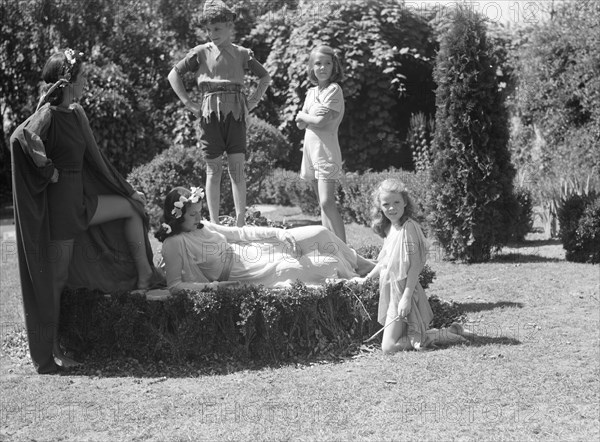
[377,219,434,350]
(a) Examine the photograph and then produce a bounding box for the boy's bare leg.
[205,156,224,224]
[228,153,246,227]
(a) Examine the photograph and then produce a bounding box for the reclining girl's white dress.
[161,223,360,293]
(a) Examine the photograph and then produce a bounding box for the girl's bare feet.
[448,322,475,337]
[426,328,467,345]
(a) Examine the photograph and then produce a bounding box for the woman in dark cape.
[10,49,163,374]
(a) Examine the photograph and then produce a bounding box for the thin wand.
[363,315,401,343]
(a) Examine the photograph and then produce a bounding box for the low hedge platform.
[59,279,466,365]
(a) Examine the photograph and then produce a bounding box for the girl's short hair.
[307,45,344,85]
[155,187,204,242]
[40,50,84,106]
[370,179,417,238]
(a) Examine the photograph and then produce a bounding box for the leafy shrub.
[406,112,434,172]
[58,278,461,364]
[513,186,534,242]
[260,168,320,215]
[575,197,600,264]
[279,168,431,228]
[127,116,290,228]
[341,169,430,227]
[241,115,291,196]
[284,171,321,216]
[558,193,599,263]
[82,62,167,175]
[257,167,296,206]
[517,172,598,239]
[510,0,600,183]
[427,7,519,262]
[220,207,290,229]
[255,0,437,171]
[127,144,206,229]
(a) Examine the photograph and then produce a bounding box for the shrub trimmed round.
[559,193,599,263]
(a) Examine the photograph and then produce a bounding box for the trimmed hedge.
[575,197,600,264]
[59,279,465,364]
[558,193,600,263]
[339,169,430,227]
[269,168,431,227]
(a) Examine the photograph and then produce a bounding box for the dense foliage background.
[1,0,598,262]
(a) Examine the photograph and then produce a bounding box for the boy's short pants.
[198,113,246,160]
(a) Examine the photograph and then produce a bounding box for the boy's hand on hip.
[186,101,201,117]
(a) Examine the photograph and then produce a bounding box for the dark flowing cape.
[9,104,162,374]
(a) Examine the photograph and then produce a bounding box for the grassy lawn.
[1,209,598,441]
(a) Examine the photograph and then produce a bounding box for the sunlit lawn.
[1,209,598,441]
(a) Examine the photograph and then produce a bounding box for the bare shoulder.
[403,219,421,238]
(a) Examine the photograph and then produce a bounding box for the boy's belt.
[200,83,243,94]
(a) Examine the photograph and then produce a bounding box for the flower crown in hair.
[171,186,205,219]
[61,49,84,83]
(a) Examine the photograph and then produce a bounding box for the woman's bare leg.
[50,239,80,367]
[90,195,153,289]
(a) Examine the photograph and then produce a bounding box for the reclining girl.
[156,187,375,293]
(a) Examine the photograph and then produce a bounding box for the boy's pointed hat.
[201,0,236,24]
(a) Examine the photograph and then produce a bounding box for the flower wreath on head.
[171,186,205,219]
[61,48,84,83]
[36,48,85,112]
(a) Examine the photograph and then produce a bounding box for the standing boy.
[168,0,271,226]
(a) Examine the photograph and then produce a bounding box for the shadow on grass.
[490,253,562,263]
[458,301,523,313]
[520,239,561,247]
[6,337,520,378]
[54,352,355,379]
[460,334,521,347]
[492,238,564,263]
